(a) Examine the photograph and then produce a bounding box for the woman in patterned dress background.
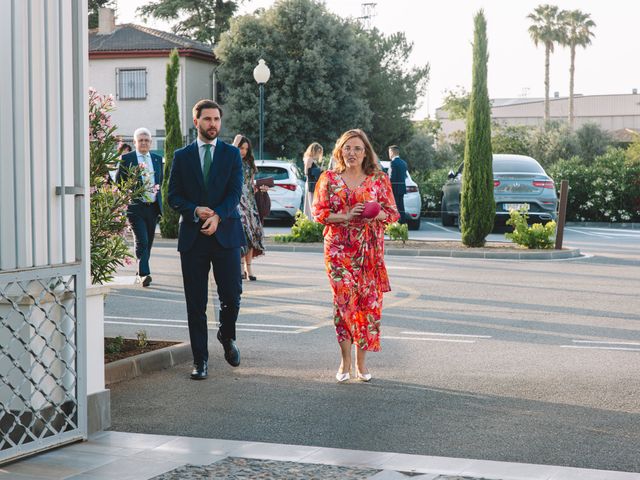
[233,135,265,281]
[312,129,399,382]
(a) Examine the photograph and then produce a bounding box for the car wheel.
[407,216,421,231]
[441,197,455,227]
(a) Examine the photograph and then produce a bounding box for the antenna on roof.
[357,3,377,29]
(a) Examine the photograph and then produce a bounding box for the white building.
[436,92,640,142]
[89,8,217,151]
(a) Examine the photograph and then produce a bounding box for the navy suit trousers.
[394,193,407,224]
[128,202,160,277]
[180,233,242,364]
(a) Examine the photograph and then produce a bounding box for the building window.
[117,68,147,100]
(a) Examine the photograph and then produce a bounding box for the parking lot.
[106,225,640,472]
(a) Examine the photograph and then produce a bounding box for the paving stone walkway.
[151,457,493,480]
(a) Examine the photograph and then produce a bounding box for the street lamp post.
[253,59,271,160]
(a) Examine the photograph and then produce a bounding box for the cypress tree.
[159,49,182,238]
[460,10,494,247]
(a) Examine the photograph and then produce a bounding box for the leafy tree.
[89,0,116,29]
[575,123,611,164]
[625,133,640,166]
[360,29,430,153]
[215,0,372,157]
[403,130,436,172]
[137,0,244,45]
[460,11,494,247]
[558,9,596,129]
[160,49,183,238]
[414,118,442,138]
[528,4,563,125]
[441,86,470,120]
[215,0,428,159]
[528,121,578,168]
[491,124,532,156]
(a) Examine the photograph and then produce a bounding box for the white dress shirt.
[136,150,156,203]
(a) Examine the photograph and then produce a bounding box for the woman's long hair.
[237,135,256,174]
[304,142,323,163]
[331,129,379,175]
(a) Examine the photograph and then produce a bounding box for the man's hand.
[195,206,215,221]
[200,214,220,236]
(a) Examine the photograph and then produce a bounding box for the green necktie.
[203,144,212,180]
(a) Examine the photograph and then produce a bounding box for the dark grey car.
[441,154,558,226]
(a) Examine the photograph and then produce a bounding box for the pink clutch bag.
[360,201,381,219]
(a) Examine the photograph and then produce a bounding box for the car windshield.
[256,166,290,181]
[493,159,545,174]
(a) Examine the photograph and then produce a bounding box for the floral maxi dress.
[239,161,265,259]
[312,170,399,351]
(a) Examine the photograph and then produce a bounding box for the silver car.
[441,154,558,227]
[255,160,305,223]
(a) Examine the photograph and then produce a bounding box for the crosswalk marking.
[384,335,476,344]
[104,315,318,334]
[401,331,492,339]
[560,345,640,352]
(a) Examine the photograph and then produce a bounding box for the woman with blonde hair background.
[302,142,324,219]
[312,129,399,382]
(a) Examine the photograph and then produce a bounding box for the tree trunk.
[569,44,576,130]
[544,42,550,126]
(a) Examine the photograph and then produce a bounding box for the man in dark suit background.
[168,99,245,380]
[116,128,163,287]
[388,145,408,224]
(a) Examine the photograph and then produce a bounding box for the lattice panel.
[0,274,78,453]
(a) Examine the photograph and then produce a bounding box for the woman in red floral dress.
[312,129,399,382]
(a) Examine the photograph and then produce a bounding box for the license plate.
[503,203,525,211]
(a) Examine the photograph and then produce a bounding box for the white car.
[380,160,422,230]
[255,160,305,223]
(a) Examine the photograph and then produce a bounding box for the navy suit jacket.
[390,156,408,198]
[168,140,245,253]
[116,150,163,214]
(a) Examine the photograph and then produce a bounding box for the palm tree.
[527,4,563,125]
[559,9,596,129]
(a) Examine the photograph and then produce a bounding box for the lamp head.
[253,59,271,84]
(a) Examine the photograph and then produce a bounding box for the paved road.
[106,225,640,472]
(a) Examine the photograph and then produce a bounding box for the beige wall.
[437,94,640,137]
[89,55,215,149]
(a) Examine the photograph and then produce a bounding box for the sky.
[115,0,640,119]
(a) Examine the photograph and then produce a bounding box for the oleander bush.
[548,148,640,222]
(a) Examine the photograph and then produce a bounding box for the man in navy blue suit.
[388,145,408,224]
[116,128,163,287]
[168,99,245,380]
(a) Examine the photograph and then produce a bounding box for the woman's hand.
[346,203,365,222]
[373,210,388,222]
[258,185,270,192]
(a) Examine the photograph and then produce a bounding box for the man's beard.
[199,124,218,141]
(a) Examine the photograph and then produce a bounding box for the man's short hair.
[388,145,400,155]
[193,99,223,119]
[133,127,152,140]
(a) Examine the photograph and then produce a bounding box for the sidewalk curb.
[266,242,582,260]
[105,342,192,386]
